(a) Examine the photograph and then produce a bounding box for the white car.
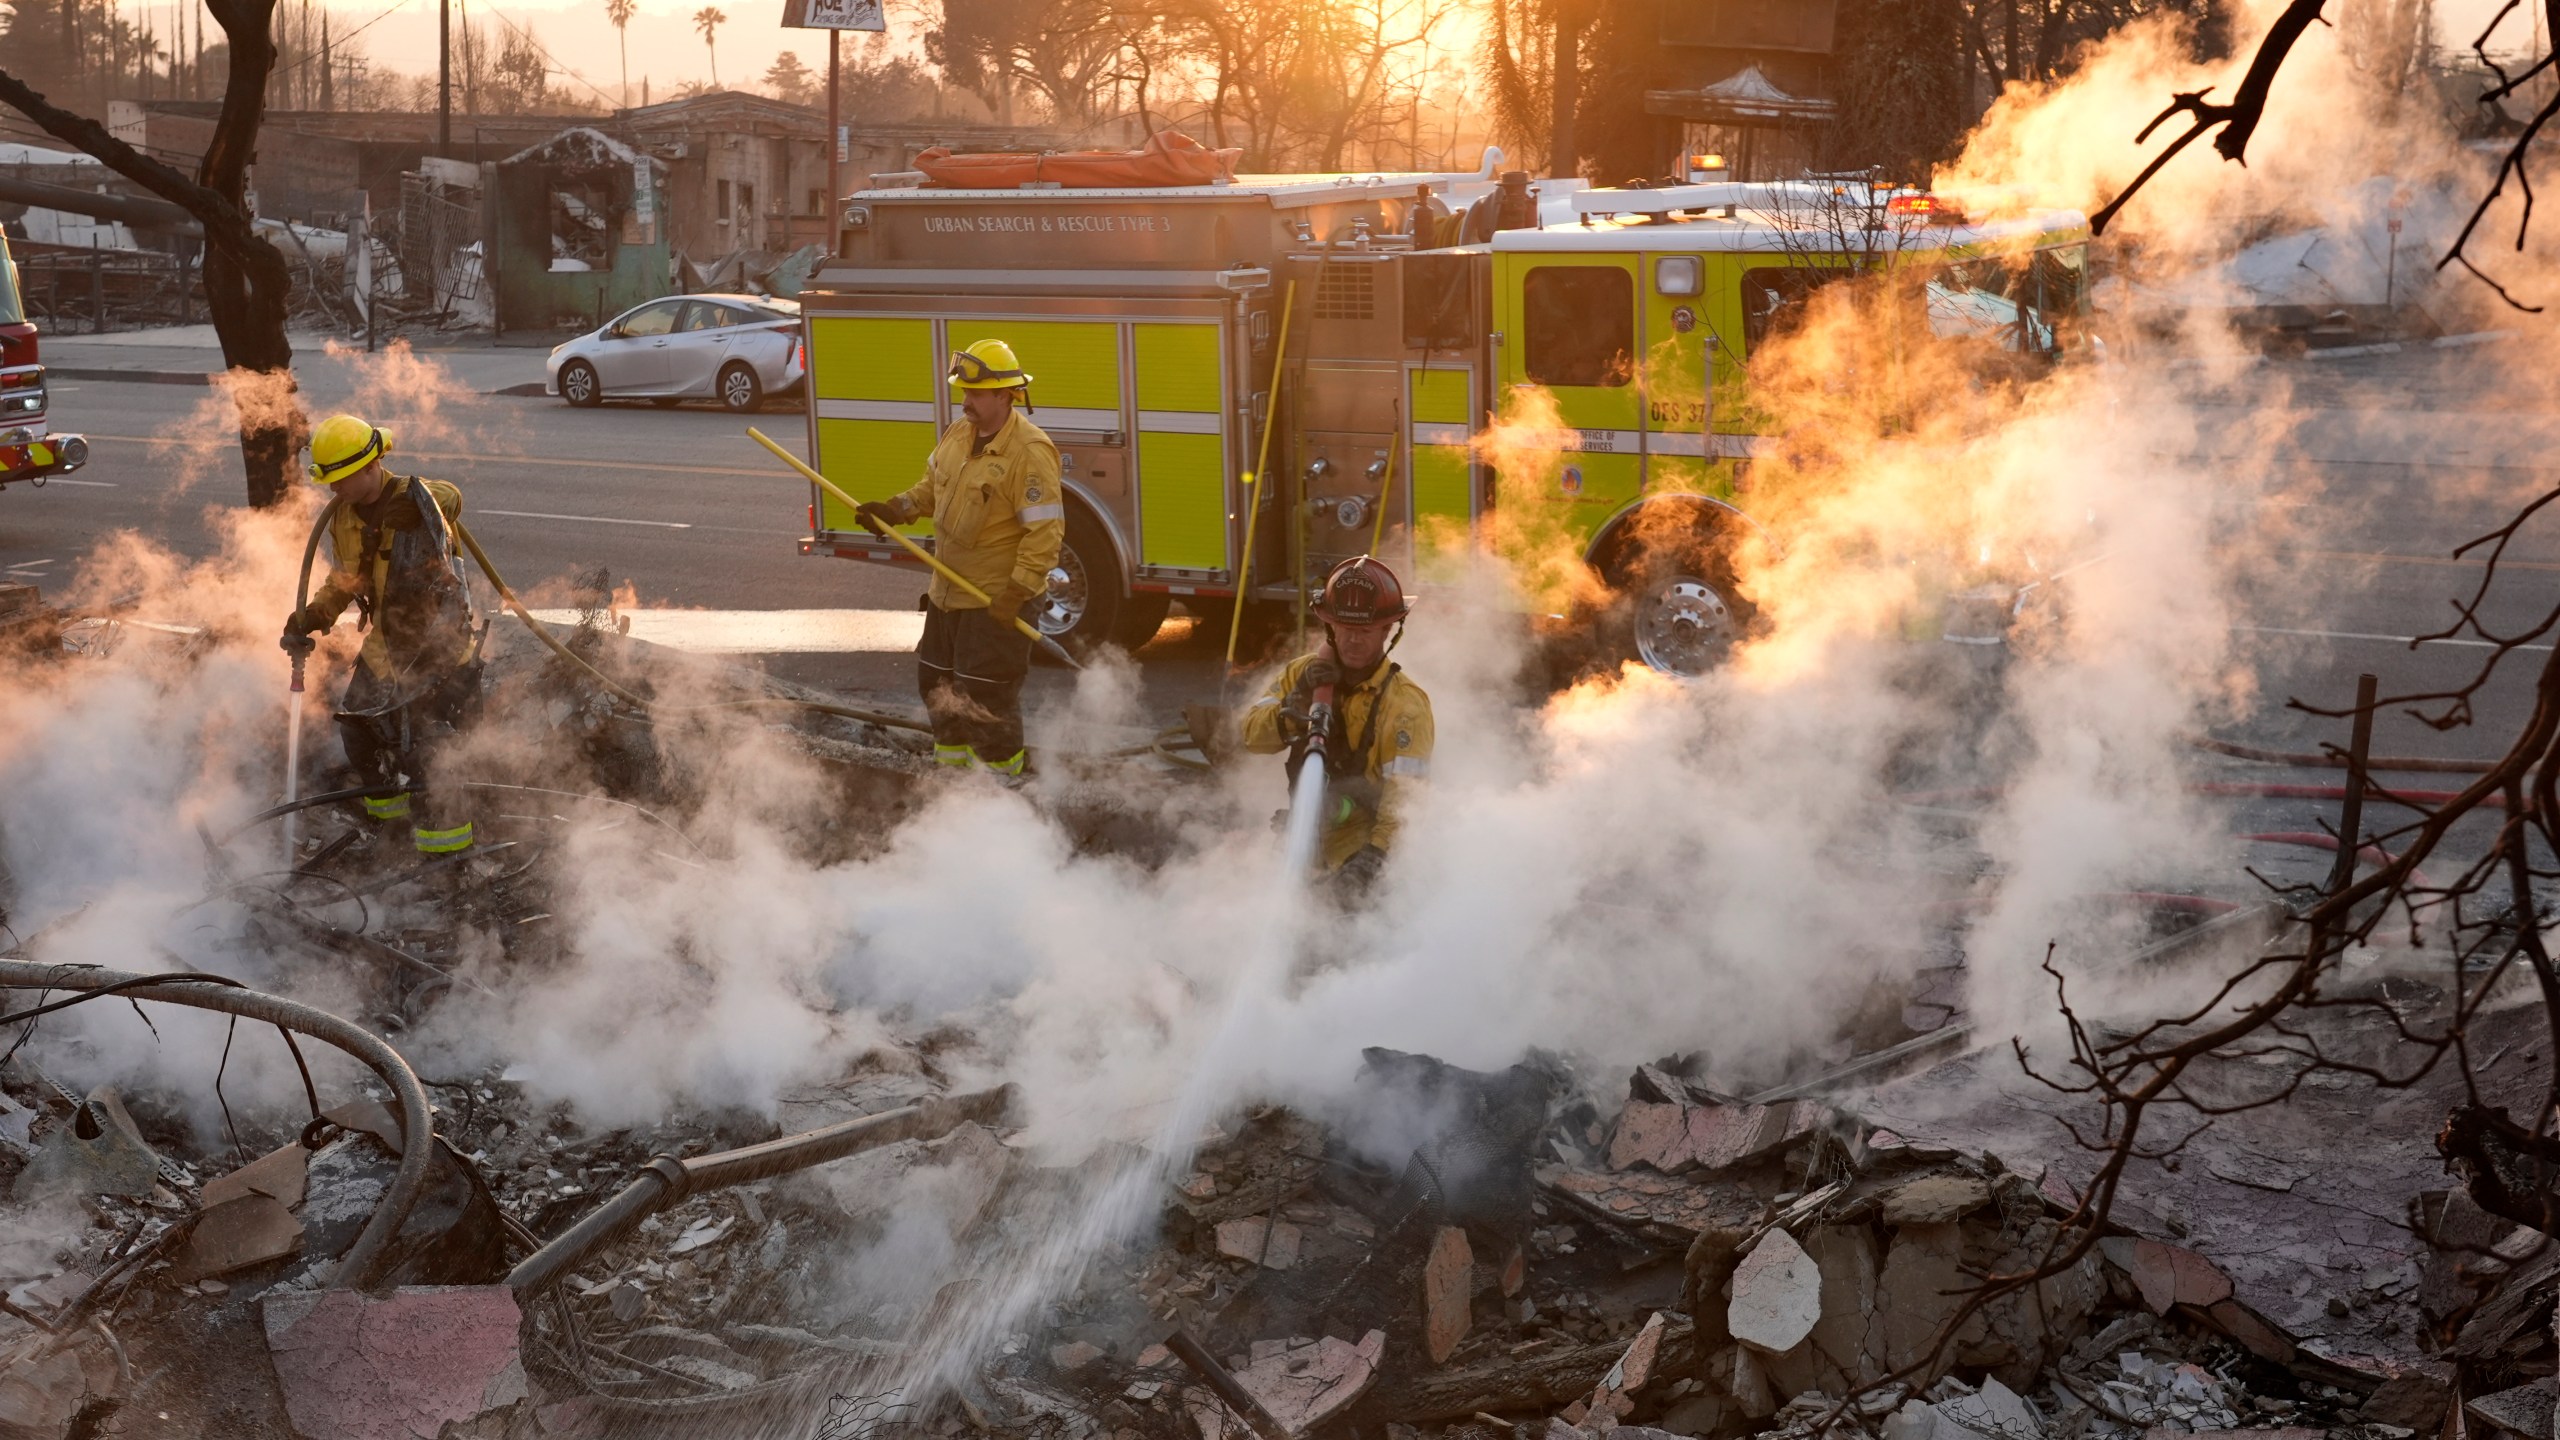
[547,294,806,412]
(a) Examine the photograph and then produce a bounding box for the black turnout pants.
[917,597,1032,767]
[337,663,482,851]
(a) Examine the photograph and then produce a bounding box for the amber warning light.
[1887,193,1966,223]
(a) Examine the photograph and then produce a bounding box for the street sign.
[780,0,883,30]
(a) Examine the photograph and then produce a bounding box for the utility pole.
[438,0,452,154]
[826,29,839,256]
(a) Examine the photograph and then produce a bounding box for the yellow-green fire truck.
[795,157,2092,674]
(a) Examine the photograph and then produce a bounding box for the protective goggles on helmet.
[946,349,1030,389]
[307,426,387,485]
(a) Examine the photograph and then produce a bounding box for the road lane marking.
[480,509,692,529]
[2233,624,2555,653]
[523,607,923,654]
[84,433,803,480]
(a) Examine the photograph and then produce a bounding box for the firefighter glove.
[852,501,900,538]
[1289,656,1342,708]
[986,582,1034,627]
[1337,844,1387,892]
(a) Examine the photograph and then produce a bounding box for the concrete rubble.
[6,594,2560,1440]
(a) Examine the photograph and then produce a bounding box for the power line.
[268,0,418,76]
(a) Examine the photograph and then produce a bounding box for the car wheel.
[558,360,602,408]
[718,362,763,414]
[1031,509,1136,661]
[1597,514,1757,678]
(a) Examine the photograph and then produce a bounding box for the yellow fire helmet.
[946,338,1032,391]
[306,413,393,486]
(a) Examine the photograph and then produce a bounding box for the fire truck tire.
[1598,515,1756,678]
[1033,508,1140,661]
[558,361,603,408]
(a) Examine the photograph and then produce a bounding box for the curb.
[51,367,209,386]
[53,366,547,397]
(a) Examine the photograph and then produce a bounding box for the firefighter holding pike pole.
[838,339,1066,781]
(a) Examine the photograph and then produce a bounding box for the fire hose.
[0,960,434,1291]
[505,1084,1014,1296]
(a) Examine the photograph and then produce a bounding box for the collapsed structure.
[0,578,2551,1440]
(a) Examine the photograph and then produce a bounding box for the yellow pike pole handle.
[1228,279,1296,671]
[747,426,1082,671]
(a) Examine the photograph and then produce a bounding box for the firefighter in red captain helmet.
[1240,556,1433,892]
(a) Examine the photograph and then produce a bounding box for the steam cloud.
[5,0,2560,1391]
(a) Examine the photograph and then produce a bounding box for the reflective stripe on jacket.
[305,475,476,685]
[1240,653,1435,870]
[886,412,1068,609]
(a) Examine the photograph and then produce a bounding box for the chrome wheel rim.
[563,366,594,403]
[1633,576,1736,677]
[1035,553,1087,638]
[722,369,755,408]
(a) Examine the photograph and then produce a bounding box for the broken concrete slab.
[262,1284,527,1440]
[0,1347,93,1436]
[1607,1094,1829,1175]
[2098,1236,2234,1316]
[2465,1378,2557,1440]
[201,1139,310,1211]
[1190,1330,1386,1439]
[172,1191,303,1282]
[1878,1222,1969,1378]
[1217,1217,1272,1264]
[1880,1173,1992,1225]
[1729,1228,1823,1354]
[1935,1377,2045,1440]
[808,1120,1010,1238]
[1423,1226,1473,1365]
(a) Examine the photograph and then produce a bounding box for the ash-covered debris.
[7,956,2560,1440]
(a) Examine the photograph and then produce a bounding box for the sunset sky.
[85,0,2560,117]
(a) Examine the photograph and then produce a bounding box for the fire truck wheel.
[1600,518,1755,678]
[1032,509,1142,661]
[719,363,765,414]
[558,360,602,408]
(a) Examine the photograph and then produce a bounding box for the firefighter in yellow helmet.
[278,414,484,859]
[1241,556,1433,894]
[850,338,1065,780]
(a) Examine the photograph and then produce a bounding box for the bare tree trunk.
[1548,6,1580,179]
[0,0,301,508]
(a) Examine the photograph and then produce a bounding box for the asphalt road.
[5,347,2557,790]
[0,376,1240,717]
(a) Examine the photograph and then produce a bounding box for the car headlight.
[1,389,46,416]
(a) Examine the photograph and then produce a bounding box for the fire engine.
[794,151,2091,674]
[0,231,91,494]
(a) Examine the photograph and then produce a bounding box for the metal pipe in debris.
[1163,1327,1293,1440]
[0,961,432,1290]
[506,1085,1015,1296]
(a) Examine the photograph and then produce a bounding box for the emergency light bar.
[1886,193,1967,223]
[1570,184,1734,216]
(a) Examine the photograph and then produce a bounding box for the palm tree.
[606,0,637,107]
[693,6,728,88]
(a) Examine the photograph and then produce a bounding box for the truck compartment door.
[1405,364,1476,582]
[1494,254,1644,547]
[808,314,941,534]
[1131,321,1229,577]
